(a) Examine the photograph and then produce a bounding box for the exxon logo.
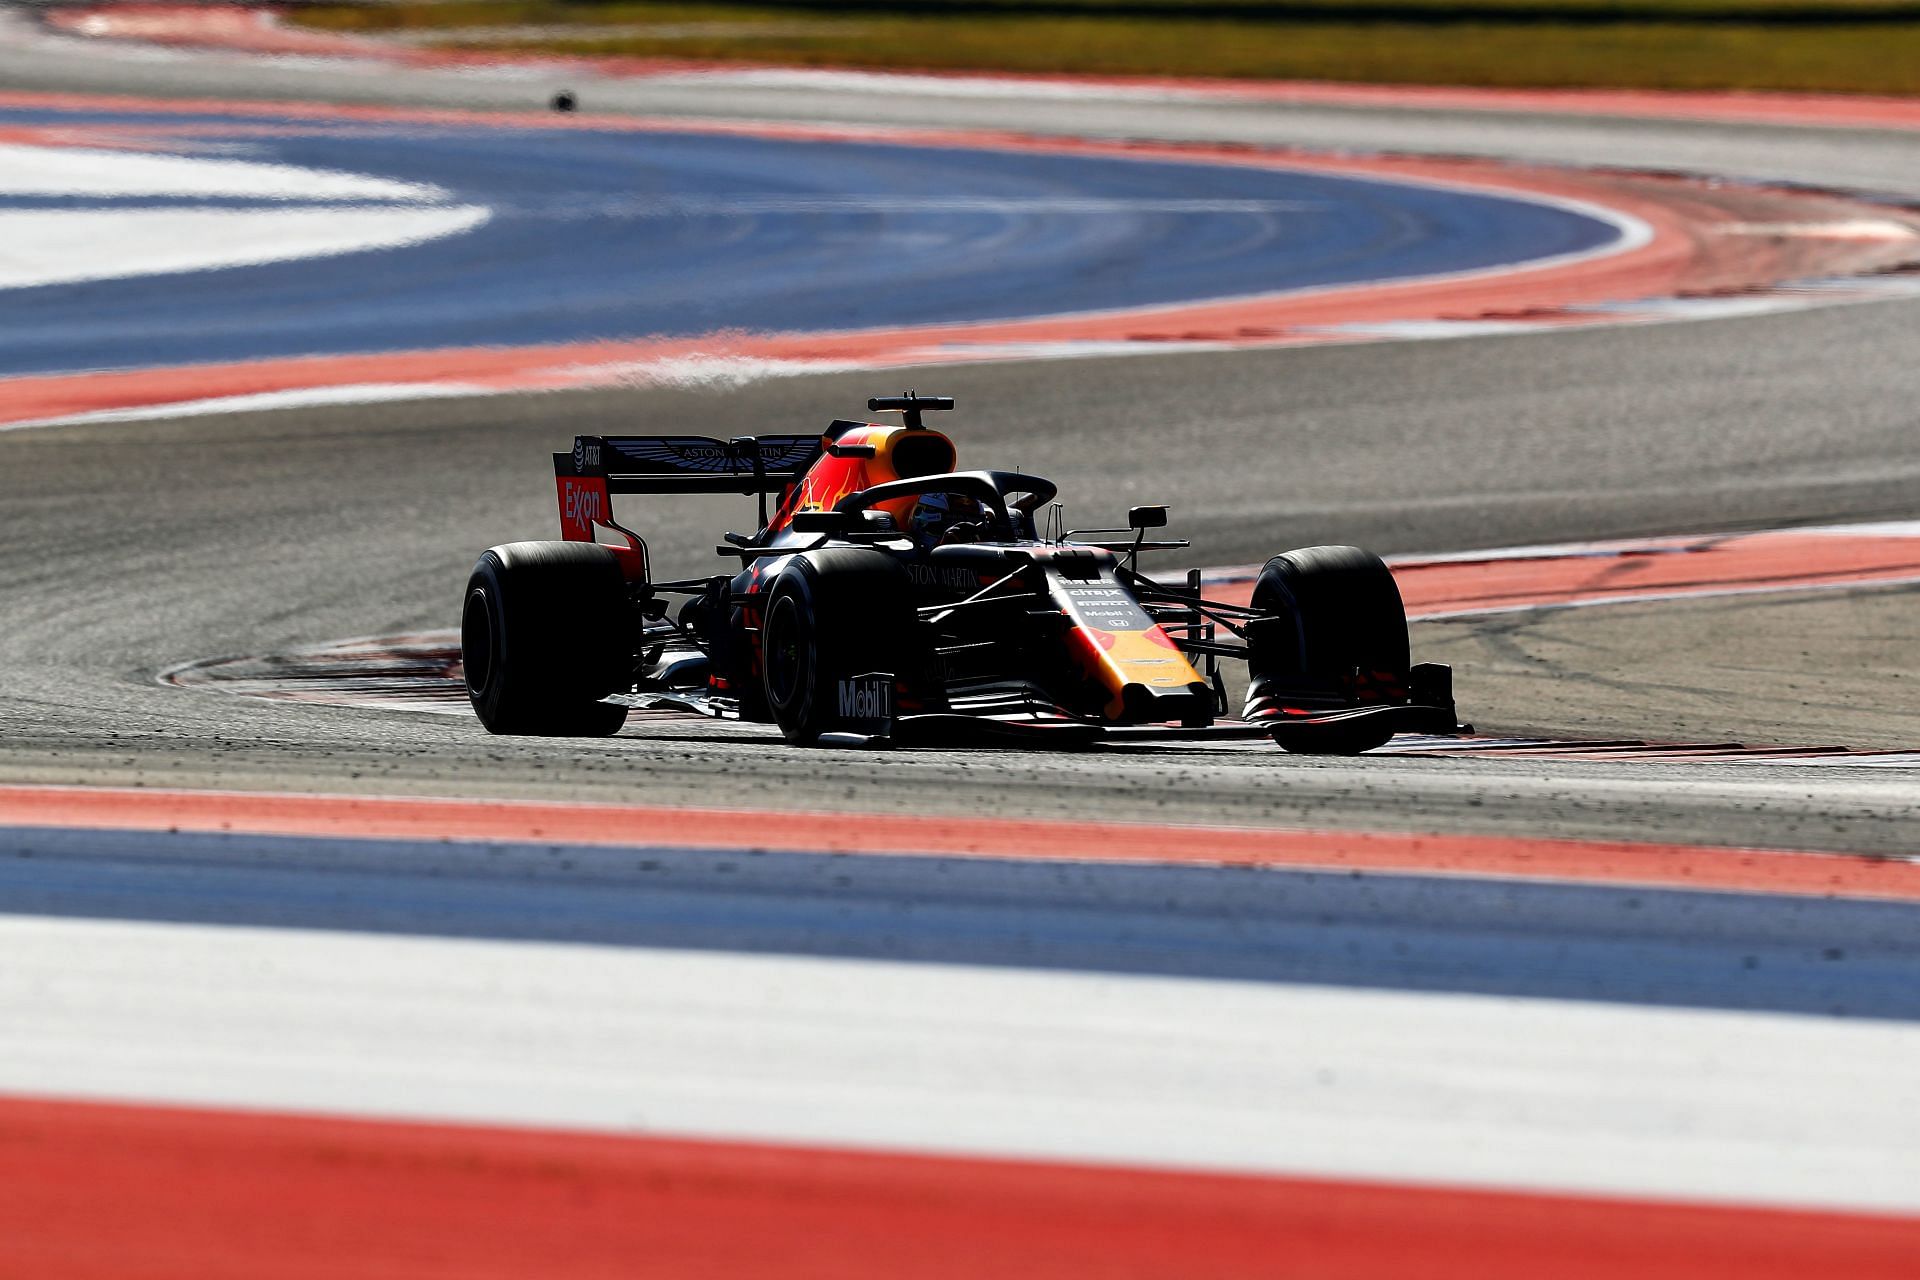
[563,481,605,527]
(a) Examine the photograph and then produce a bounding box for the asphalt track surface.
[0,25,1915,850]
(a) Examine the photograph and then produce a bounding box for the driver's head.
[908,491,987,546]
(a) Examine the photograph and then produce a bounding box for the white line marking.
[636,66,1237,102]
[1798,520,1920,538]
[1403,573,1920,622]
[1,382,497,433]
[1309,319,1565,338]
[0,142,448,202]
[5,912,1920,1212]
[541,196,1327,216]
[0,142,492,290]
[1718,220,1920,240]
[0,205,490,290]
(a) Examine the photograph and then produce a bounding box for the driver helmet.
[908,491,987,547]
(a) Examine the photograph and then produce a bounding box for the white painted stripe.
[1405,573,1920,622]
[548,196,1327,215]
[1308,319,1564,338]
[1,382,497,433]
[1718,220,1919,240]
[1798,520,1920,538]
[1591,295,1811,321]
[1777,754,1920,767]
[5,912,1920,1213]
[0,142,490,290]
[0,143,448,202]
[1788,275,1920,296]
[0,205,491,290]
[639,66,1227,102]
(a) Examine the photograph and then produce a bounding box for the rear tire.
[759,549,921,745]
[1247,545,1409,755]
[462,541,632,736]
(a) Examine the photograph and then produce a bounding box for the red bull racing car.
[460,393,1465,752]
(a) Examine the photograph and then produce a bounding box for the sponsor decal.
[1063,583,1154,631]
[836,674,894,723]
[906,562,984,592]
[562,479,606,530]
[619,436,823,475]
[572,439,602,472]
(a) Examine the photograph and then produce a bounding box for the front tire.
[1246,545,1410,755]
[462,541,632,736]
[759,549,922,745]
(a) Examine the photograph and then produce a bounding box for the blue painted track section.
[0,104,1623,377]
[9,827,1918,1021]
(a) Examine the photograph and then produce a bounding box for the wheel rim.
[763,594,809,710]
[460,587,494,696]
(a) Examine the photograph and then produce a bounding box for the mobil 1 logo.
[835,672,895,730]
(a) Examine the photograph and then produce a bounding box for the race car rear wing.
[553,432,826,543]
[555,433,825,494]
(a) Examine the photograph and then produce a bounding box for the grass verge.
[289,1,1920,93]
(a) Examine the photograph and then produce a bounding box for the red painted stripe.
[1208,527,1920,614]
[1,784,1915,900]
[1399,530,1920,615]
[0,1093,1914,1280]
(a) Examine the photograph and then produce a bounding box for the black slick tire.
[1248,545,1410,755]
[759,549,920,745]
[462,541,632,736]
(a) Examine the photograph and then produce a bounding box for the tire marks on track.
[161,521,1920,765]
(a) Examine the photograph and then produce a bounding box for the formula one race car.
[460,394,1466,752]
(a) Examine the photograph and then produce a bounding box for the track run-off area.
[0,97,1629,378]
[5,89,1920,426]
[2,8,1920,1275]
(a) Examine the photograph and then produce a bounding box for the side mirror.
[792,509,853,535]
[1128,505,1169,530]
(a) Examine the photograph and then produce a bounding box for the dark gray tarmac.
[0,12,1915,853]
[3,346,1916,853]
